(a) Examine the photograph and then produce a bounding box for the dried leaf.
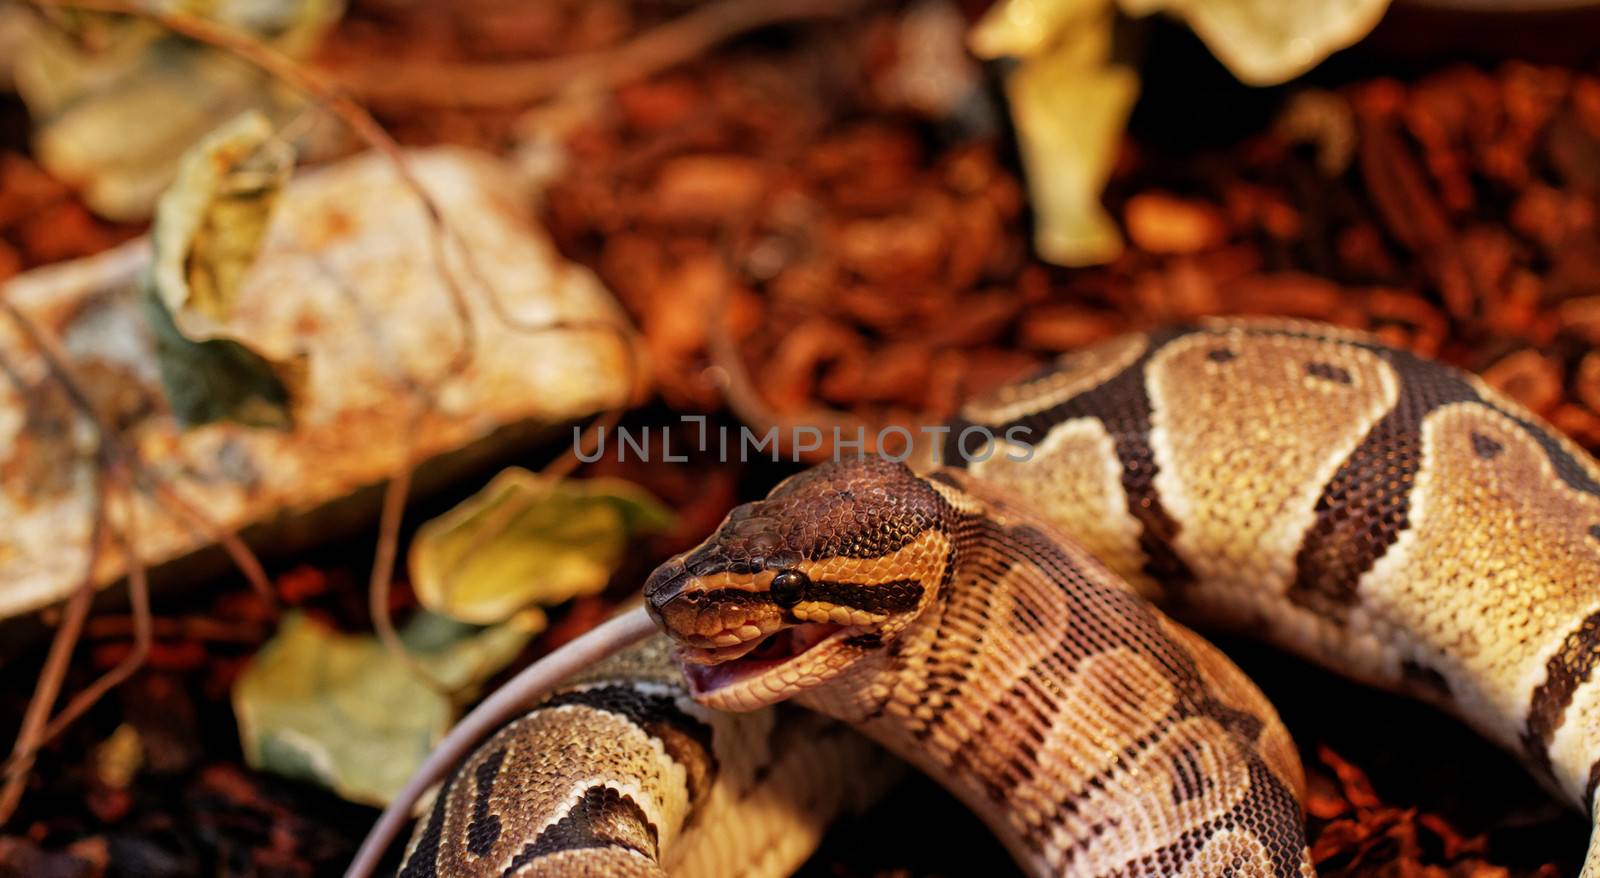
[409,471,675,626]
[969,0,1106,60]
[142,112,306,429]
[1116,0,1391,86]
[232,611,533,806]
[0,6,26,92]
[976,0,1386,267]
[0,837,102,878]
[8,1,343,221]
[1003,10,1138,267]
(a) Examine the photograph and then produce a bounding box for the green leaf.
[410,470,676,626]
[140,287,299,430]
[142,111,306,429]
[233,611,533,806]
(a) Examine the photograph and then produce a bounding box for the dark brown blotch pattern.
[1287,347,1479,617]
[509,785,659,866]
[466,748,508,857]
[1305,361,1353,384]
[886,516,1309,877]
[544,687,717,805]
[1522,610,1600,775]
[1400,659,1454,703]
[1471,432,1505,459]
[949,326,1198,591]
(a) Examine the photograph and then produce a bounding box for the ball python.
[356,316,1600,876]
[393,634,898,877]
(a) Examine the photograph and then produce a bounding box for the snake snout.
[643,561,690,625]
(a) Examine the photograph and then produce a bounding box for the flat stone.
[0,147,633,619]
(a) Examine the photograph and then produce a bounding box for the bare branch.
[705,301,874,460]
[38,464,150,744]
[144,479,276,611]
[84,615,264,644]
[367,451,450,696]
[0,469,107,825]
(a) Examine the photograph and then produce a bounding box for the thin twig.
[708,181,875,462]
[331,0,869,109]
[367,449,450,695]
[143,478,275,610]
[0,468,107,825]
[38,464,149,744]
[0,296,276,824]
[706,305,873,457]
[544,408,626,482]
[535,317,644,482]
[0,300,102,424]
[366,344,635,698]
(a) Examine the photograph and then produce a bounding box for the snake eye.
[771,569,809,609]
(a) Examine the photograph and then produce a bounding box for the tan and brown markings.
[641,318,1600,877]
[396,637,896,878]
[645,459,1315,877]
[953,319,1600,815]
[391,318,1600,878]
[956,319,1600,871]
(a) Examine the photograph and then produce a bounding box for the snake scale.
[375,317,1600,876]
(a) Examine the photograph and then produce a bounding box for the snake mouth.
[676,622,850,706]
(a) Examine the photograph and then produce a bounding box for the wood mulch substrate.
[4,2,1600,875]
[542,21,1600,452]
[532,18,1600,874]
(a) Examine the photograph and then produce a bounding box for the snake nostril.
[688,557,720,577]
[643,562,688,612]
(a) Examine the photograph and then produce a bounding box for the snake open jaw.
[675,621,854,708]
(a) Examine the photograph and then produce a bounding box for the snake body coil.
[397,636,894,877]
[399,318,1600,876]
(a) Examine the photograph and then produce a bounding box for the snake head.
[644,458,954,711]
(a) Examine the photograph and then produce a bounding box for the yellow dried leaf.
[233,612,533,806]
[92,724,144,791]
[151,112,293,329]
[1005,8,1139,267]
[410,471,675,626]
[1116,0,1392,86]
[969,0,1106,60]
[143,112,307,429]
[973,0,1389,265]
